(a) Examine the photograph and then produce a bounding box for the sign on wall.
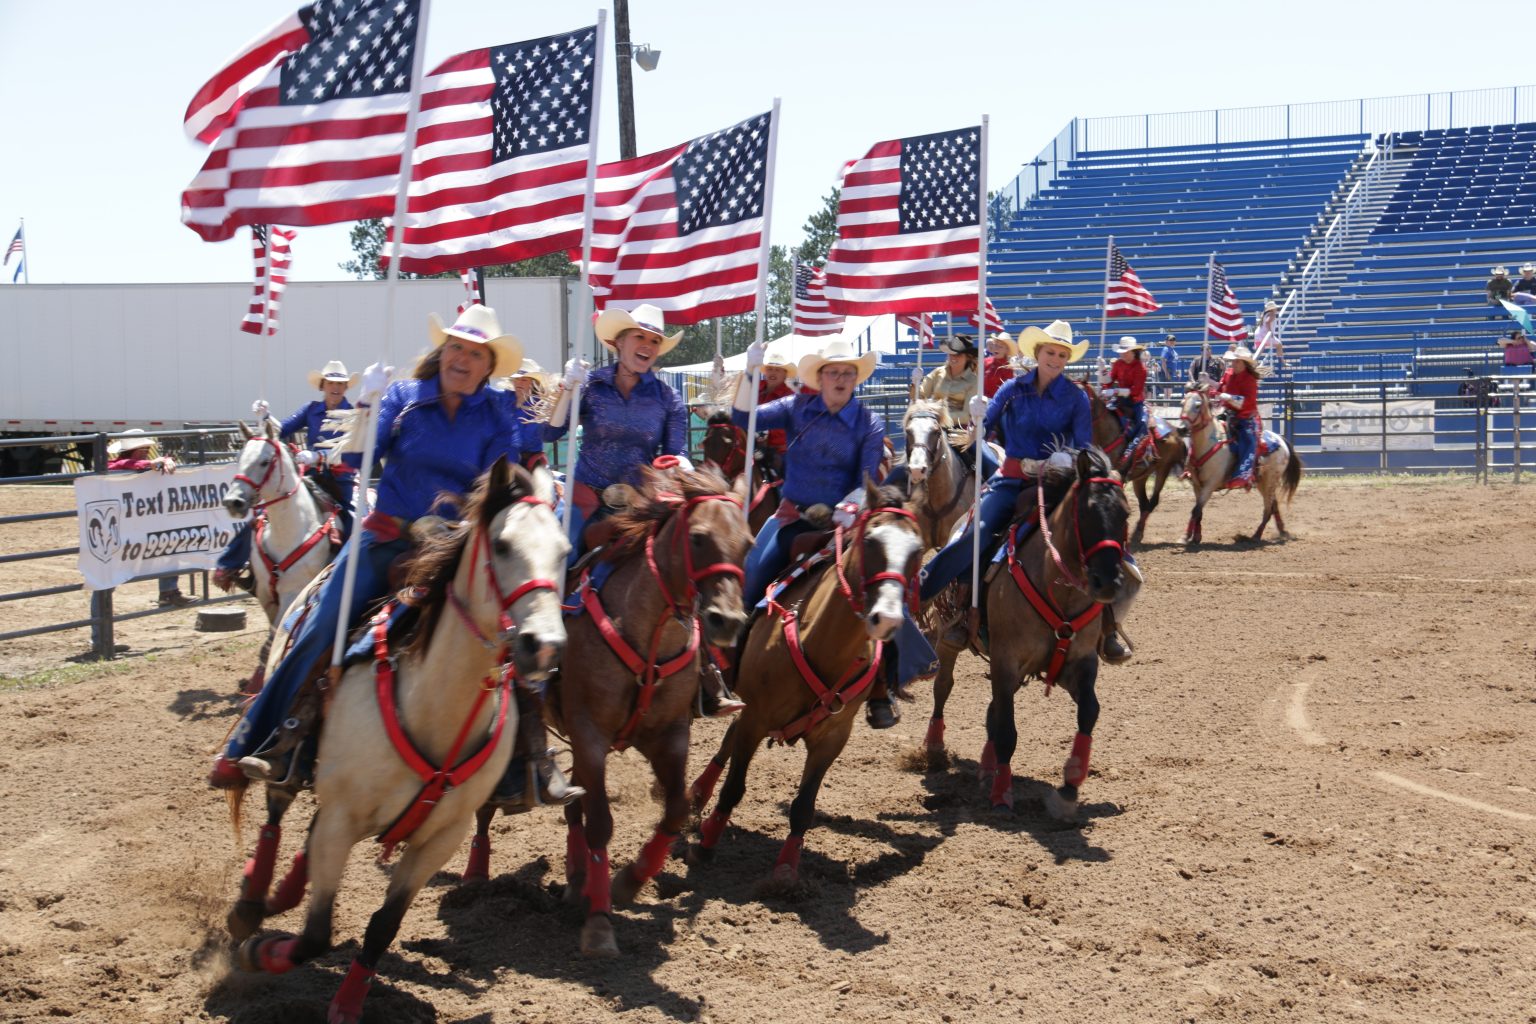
[1320,399,1433,451]
[74,465,245,592]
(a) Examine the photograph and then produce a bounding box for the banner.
[1320,399,1433,451]
[74,464,246,592]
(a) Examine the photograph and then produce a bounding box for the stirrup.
[492,750,584,812]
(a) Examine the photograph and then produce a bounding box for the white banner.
[1320,399,1434,451]
[74,464,246,592]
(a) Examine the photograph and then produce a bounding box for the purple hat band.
[453,325,490,340]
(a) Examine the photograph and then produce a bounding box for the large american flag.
[458,266,484,313]
[898,312,935,348]
[965,297,1003,332]
[791,262,844,336]
[387,26,600,274]
[822,126,982,316]
[241,226,296,336]
[580,110,775,324]
[181,0,425,242]
[1206,259,1248,341]
[1105,243,1161,317]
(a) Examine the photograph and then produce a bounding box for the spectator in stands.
[983,331,1018,397]
[1512,264,1536,308]
[1500,328,1535,373]
[1486,267,1513,306]
[1254,300,1285,368]
[1157,332,1181,383]
[1458,369,1499,409]
[1188,344,1224,386]
[107,431,192,608]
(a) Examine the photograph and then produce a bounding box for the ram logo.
[84,501,121,564]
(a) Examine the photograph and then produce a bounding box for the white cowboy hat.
[1263,298,1280,312]
[107,428,156,457]
[1017,319,1090,363]
[496,359,550,390]
[594,302,684,356]
[1522,264,1535,274]
[1114,336,1145,355]
[1493,266,1509,276]
[1225,345,1271,377]
[798,336,878,385]
[988,331,1019,358]
[307,360,360,390]
[762,345,796,369]
[428,305,524,375]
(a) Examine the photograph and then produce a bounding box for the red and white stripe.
[264,228,294,336]
[898,312,935,347]
[1206,260,1248,342]
[240,226,295,336]
[1105,243,1161,316]
[183,8,309,145]
[458,267,482,313]
[965,297,1003,332]
[791,262,844,336]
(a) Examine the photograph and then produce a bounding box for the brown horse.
[1082,383,1186,546]
[923,448,1138,820]
[548,466,752,956]
[699,409,780,534]
[689,481,925,885]
[900,399,980,550]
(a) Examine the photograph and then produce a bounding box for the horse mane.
[903,398,952,430]
[603,465,735,560]
[867,481,911,514]
[706,409,733,428]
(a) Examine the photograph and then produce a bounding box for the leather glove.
[967,394,988,421]
[833,502,858,529]
[294,449,319,467]
[744,341,766,371]
[562,358,590,390]
[360,362,393,404]
[1046,451,1073,471]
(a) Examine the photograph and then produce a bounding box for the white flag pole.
[19,218,29,284]
[741,99,782,525]
[562,11,607,538]
[256,226,273,407]
[1097,235,1112,362]
[328,0,434,674]
[969,115,990,607]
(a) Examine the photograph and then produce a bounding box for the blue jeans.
[1230,417,1257,479]
[1118,400,1148,450]
[919,475,1024,601]
[224,527,409,760]
[216,522,253,573]
[744,515,815,607]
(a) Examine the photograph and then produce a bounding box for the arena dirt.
[1,477,1532,1023]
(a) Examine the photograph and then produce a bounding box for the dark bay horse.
[699,409,780,534]
[689,482,924,885]
[1082,383,1186,546]
[924,449,1137,820]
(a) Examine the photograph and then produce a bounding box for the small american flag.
[823,126,982,316]
[1105,243,1161,317]
[241,226,295,336]
[898,312,935,348]
[3,226,22,265]
[1206,259,1248,341]
[181,0,425,242]
[458,267,484,313]
[791,262,844,336]
[581,109,775,324]
[965,297,1003,332]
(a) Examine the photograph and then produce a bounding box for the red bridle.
[444,496,560,655]
[231,436,301,510]
[644,492,747,615]
[834,506,922,616]
[1037,471,1127,593]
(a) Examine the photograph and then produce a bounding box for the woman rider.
[542,303,692,562]
[916,319,1131,662]
[209,306,580,809]
[1209,344,1266,490]
[889,335,998,493]
[495,359,553,471]
[983,331,1018,398]
[1101,336,1149,465]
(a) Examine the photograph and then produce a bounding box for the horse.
[543,465,753,957]
[1177,387,1303,546]
[223,418,342,692]
[1082,383,1187,546]
[922,449,1137,820]
[688,481,925,886]
[699,409,780,534]
[222,458,569,1024]
[900,400,980,551]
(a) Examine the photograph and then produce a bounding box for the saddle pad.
[1259,430,1283,456]
[1150,416,1174,441]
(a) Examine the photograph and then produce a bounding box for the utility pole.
[614,0,637,159]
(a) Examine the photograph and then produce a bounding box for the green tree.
[340,218,578,280]
[796,188,840,266]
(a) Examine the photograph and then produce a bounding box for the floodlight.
[634,44,661,72]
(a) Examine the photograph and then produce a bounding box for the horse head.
[224,417,294,519]
[852,479,924,642]
[1178,385,1212,440]
[902,400,952,487]
[700,411,746,481]
[1071,448,1131,604]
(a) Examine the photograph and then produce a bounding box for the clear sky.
[0,0,1524,286]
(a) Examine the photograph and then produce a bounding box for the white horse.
[226,458,569,1024]
[1178,388,1303,545]
[223,419,341,689]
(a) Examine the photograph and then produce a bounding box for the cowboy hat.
[496,359,550,390]
[107,428,156,457]
[1225,345,1271,377]
[307,360,360,390]
[1263,298,1279,312]
[940,334,978,357]
[1114,336,1145,355]
[1493,266,1509,276]
[594,302,683,356]
[762,345,796,369]
[1522,263,1535,274]
[797,336,877,385]
[428,305,524,374]
[1017,320,1089,362]
[1163,331,1178,342]
[987,331,1019,358]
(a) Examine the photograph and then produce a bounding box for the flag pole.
[1097,235,1112,362]
[741,98,782,525]
[562,11,608,538]
[970,115,990,607]
[19,218,28,284]
[256,226,273,407]
[328,0,434,674]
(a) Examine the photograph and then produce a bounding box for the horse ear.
[1076,447,1095,478]
[863,472,883,511]
[528,463,557,508]
[482,456,511,523]
[238,421,253,440]
[264,417,279,440]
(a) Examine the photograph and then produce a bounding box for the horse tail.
[226,779,250,848]
[1281,446,1303,506]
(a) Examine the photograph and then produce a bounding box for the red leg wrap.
[257,935,301,975]
[463,834,490,883]
[633,829,676,882]
[774,834,804,872]
[582,849,612,917]
[923,718,945,750]
[265,851,309,915]
[989,764,1015,808]
[978,740,997,780]
[240,824,281,904]
[565,824,589,885]
[1064,732,1093,788]
[699,809,730,850]
[690,759,725,807]
[328,959,375,1024]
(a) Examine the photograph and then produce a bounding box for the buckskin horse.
[1177,386,1303,546]
[223,459,568,1024]
[688,482,925,885]
[900,399,982,550]
[923,449,1137,820]
[547,465,752,957]
[1081,383,1186,547]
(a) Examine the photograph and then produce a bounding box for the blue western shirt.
[542,364,687,489]
[490,388,549,459]
[734,393,885,507]
[984,371,1092,460]
[279,398,352,449]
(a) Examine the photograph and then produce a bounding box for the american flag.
[581,110,775,324]
[965,297,1003,332]
[386,26,601,274]
[1206,259,1248,341]
[898,312,935,347]
[241,226,295,336]
[458,266,484,313]
[181,0,425,243]
[1105,243,1161,317]
[183,7,312,144]
[4,226,21,282]
[822,126,982,316]
[791,262,844,336]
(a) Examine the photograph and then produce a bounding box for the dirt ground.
[1,476,1533,1024]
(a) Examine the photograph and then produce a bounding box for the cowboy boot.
[493,687,584,811]
[697,648,746,718]
[1099,606,1132,665]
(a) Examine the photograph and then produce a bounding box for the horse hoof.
[684,843,715,868]
[770,862,799,887]
[580,915,619,958]
[562,880,585,907]
[611,866,645,907]
[226,899,265,942]
[1044,786,1081,822]
[234,934,297,975]
[925,746,951,773]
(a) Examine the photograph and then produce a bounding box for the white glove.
[1046,451,1073,471]
[745,340,766,371]
[674,456,695,473]
[154,456,177,475]
[967,394,988,421]
[562,357,590,390]
[712,354,725,377]
[295,449,319,467]
[1116,388,1131,397]
[1221,392,1244,407]
[1197,372,1214,388]
[360,362,393,404]
[910,366,923,389]
[833,502,858,529]
[251,399,270,420]
[1099,389,1116,401]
